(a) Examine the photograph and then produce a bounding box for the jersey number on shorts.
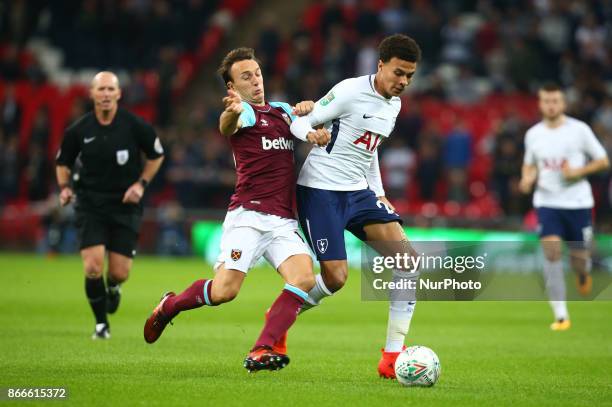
[376,199,396,215]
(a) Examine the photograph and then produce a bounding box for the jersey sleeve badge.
[320,91,335,106]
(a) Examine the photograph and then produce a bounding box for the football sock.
[384,300,416,352]
[106,275,120,294]
[253,284,307,350]
[543,259,568,321]
[162,279,214,318]
[85,277,108,325]
[384,269,418,352]
[300,274,332,313]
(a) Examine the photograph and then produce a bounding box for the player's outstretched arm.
[219,89,244,136]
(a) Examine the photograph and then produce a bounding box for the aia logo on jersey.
[262,136,294,151]
[231,249,242,261]
[353,131,383,152]
[316,239,328,254]
[542,158,567,171]
[260,119,269,127]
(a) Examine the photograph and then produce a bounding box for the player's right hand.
[223,89,243,115]
[306,128,331,147]
[59,186,73,206]
[293,100,315,116]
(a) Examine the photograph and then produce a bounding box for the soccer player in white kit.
[519,83,610,330]
[289,34,422,378]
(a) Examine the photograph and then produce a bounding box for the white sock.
[543,259,569,321]
[300,273,332,314]
[384,301,416,352]
[549,301,569,321]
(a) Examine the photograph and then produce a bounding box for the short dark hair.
[539,82,563,93]
[378,34,421,63]
[218,47,259,85]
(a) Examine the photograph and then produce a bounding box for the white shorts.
[214,206,311,273]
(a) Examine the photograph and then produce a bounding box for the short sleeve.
[56,126,81,167]
[523,131,535,165]
[239,102,257,128]
[134,116,164,159]
[269,101,297,121]
[582,123,607,160]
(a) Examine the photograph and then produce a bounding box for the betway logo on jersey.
[262,136,294,151]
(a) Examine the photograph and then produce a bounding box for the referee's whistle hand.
[122,183,144,204]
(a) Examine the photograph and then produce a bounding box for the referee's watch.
[139,178,149,189]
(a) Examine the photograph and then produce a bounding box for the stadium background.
[1,0,611,255]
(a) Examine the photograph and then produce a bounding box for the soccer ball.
[394,345,441,387]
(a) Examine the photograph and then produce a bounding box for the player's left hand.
[306,128,331,146]
[293,101,315,116]
[122,182,144,204]
[378,196,396,212]
[561,161,583,181]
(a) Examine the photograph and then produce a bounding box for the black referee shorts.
[75,209,142,258]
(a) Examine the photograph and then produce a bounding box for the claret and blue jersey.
[228,100,299,220]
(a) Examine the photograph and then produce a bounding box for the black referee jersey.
[56,108,164,213]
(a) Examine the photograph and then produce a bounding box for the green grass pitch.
[1,253,611,406]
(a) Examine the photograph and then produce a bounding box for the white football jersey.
[524,116,607,209]
[294,75,401,194]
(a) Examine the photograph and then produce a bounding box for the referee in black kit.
[56,71,164,339]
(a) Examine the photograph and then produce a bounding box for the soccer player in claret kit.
[144,48,330,371]
[519,83,609,331]
[56,71,165,339]
[288,34,422,379]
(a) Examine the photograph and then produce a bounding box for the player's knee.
[541,239,562,262]
[543,249,562,262]
[83,259,103,278]
[321,265,348,292]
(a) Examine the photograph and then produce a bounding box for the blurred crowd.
[1,0,612,237]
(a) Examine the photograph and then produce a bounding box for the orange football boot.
[378,345,407,379]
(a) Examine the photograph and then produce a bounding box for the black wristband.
[139,178,149,188]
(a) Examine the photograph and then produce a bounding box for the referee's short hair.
[539,82,563,93]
